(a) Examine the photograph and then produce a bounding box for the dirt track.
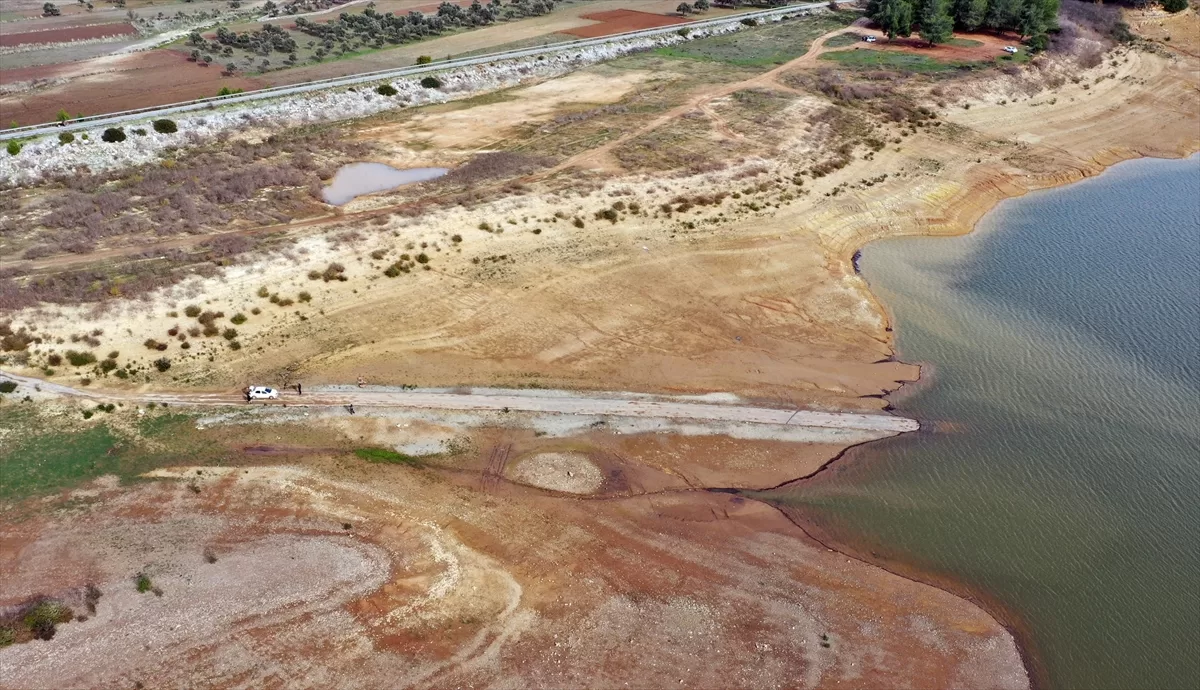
[0,371,918,433]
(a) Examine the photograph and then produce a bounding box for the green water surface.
[764,156,1200,689]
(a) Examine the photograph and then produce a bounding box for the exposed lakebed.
[762,155,1200,689]
[321,163,448,205]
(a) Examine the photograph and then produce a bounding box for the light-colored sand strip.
[0,370,918,433]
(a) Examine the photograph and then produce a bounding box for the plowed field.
[561,9,686,38]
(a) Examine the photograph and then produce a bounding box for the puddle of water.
[321,163,448,205]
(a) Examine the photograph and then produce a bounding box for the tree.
[56,109,70,123]
[376,83,398,96]
[1017,0,1046,40]
[152,119,177,134]
[203,54,214,65]
[101,127,126,143]
[951,0,987,30]
[225,62,237,75]
[6,141,20,156]
[694,0,710,9]
[42,2,60,16]
[874,0,913,38]
[416,54,432,64]
[420,75,442,88]
[920,0,954,44]
[677,1,694,14]
[1161,0,1187,11]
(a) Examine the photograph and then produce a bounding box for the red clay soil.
[561,9,686,38]
[0,50,267,126]
[849,28,1021,61]
[0,21,137,48]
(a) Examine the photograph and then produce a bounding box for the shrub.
[101,128,126,143]
[322,263,346,282]
[416,55,432,64]
[297,291,311,302]
[450,234,462,243]
[250,307,261,315]
[376,84,398,96]
[107,351,119,360]
[222,328,237,340]
[354,447,421,466]
[0,381,17,394]
[58,132,75,145]
[276,297,294,307]
[229,341,242,350]
[572,217,585,228]
[184,305,202,317]
[202,324,219,337]
[153,357,171,372]
[1161,0,1188,10]
[136,573,153,593]
[420,76,442,89]
[230,313,247,325]
[47,353,63,366]
[144,338,161,350]
[99,359,117,373]
[65,350,96,366]
[415,253,429,264]
[132,128,147,136]
[152,119,178,134]
[5,141,20,156]
[257,286,270,298]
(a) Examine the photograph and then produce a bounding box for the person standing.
[296,382,302,396]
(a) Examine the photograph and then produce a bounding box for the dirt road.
[0,371,917,433]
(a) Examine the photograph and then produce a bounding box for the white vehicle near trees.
[1004,46,1019,54]
[246,386,280,400]
[863,35,877,42]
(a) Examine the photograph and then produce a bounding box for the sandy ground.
[0,457,1029,689]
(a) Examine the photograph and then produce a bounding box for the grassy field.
[653,11,860,67]
[819,48,979,72]
[823,32,863,48]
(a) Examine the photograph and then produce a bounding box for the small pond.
[321,163,448,205]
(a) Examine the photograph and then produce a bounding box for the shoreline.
[783,149,1200,690]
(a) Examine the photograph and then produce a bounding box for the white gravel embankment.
[0,12,808,186]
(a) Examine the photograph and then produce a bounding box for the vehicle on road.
[863,35,877,42]
[247,386,280,400]
[1003,46,1019,54]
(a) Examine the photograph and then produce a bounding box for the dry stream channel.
[763,155,1200,689]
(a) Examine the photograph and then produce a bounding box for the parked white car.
[1004,46,1019,54]
[247,386,280,400]
[863,35,878,43]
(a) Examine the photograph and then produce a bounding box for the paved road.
[0,1,836,141]
[0,371,918,433]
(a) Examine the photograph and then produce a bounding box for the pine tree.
[920,0,954,45]
[876,0,914,38]
[952,0,987,30]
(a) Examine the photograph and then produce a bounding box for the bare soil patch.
[0,50,266,125]
[561,9,687,39]
[0,21,137,48]
[508,451,604,493]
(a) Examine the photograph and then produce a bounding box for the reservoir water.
[762,155,1200,689]
[321,163,448,205]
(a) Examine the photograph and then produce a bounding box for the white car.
[863,35,877,43]
[247,386,280,400]
[1003,46,1019,54]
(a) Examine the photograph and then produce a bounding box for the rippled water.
[762,156,1200,689]
[322,163,448,205]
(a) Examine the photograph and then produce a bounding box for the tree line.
[866,0,1060,49]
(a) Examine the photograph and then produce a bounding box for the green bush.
[58,132,75,145]
[136,573,153,593]
[65,350,96,367]
[6,141,20,156]
[152,119,177,134]
[101,128,126,143]
[416,55,432,64]
[184,305,202,317]
[354,447,422,466]
[153,357,171,372]
[222,328,237,340]
[0,381,17,394]
[230,313,247,325]
[420,76,442,89]
[297,291,311,302]
[376,84,398,96]
[1161,0,1188,10]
